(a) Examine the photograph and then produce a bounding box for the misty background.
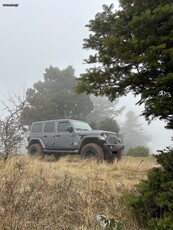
[0,0,172,152]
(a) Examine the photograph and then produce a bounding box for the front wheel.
[81,143,104,163]
[28,143,44,159]
[104,153,116,163]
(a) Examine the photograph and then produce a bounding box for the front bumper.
[104,143,124,152]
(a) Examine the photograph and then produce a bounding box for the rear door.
[42,121,55,149]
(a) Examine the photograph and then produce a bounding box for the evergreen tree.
[21,66,93,125]
[127,148,173,229]
[87,96,124,132]
[122,111,151,152]
[99,117,120,133]
[76,1,173,129]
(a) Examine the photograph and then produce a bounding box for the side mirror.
[66,126,73,133]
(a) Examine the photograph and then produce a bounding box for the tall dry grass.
[0,155,156,230]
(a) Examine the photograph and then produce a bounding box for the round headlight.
[101,133,108,139]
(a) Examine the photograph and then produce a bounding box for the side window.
[58,122,70,132]
[44,122,55,133]
[31,123,42,133]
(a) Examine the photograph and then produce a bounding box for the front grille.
[107,135,118,144]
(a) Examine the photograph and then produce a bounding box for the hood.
[75,129,117,136]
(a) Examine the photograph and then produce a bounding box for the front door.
[55,121,74,149]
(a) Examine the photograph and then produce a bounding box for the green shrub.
[126,146,150,157]
[126,148,173,230]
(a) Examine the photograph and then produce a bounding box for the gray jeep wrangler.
[27,119,124,163]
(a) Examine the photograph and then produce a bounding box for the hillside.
[0,155,156,230]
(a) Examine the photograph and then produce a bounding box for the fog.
[119,94,172,153]
[0,0,118,91]
[0,0,172,153]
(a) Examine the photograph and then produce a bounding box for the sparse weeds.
[0,156,155,229]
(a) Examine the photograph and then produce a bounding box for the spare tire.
[28,143,44,159]
[81,143,104,163]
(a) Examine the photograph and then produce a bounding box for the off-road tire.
[116,150,122,162]
[81,143,104,163]
[104,154,116,164]
[28,143,44,159]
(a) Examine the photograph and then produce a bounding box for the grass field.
[0,155,157,230]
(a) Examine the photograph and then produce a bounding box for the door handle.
[55,135,61,137]
[43,135,48,137]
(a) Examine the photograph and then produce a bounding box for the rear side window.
[31,123,42,133]
[44,122,55,133]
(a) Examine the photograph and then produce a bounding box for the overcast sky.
[0,0,118,92]
[0,0,172,152]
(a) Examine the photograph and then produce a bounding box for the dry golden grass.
[0,155,156,230]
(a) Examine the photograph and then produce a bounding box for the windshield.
[72,120,92,131]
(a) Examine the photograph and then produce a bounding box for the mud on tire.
[28,143,44,159]
[81,143,104,163]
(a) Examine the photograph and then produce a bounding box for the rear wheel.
[81,143,104,163]
[28,143,44,159]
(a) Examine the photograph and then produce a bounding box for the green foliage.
[76,1,173,129]
[126,148,173,229]
[21,66,93,125]
[126,146,150,157]
[91,117,120,133]
[121,111,151,151]
[99,117,120,133]
[86,96,123,133]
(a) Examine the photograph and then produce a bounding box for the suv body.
[27,119,124,162]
